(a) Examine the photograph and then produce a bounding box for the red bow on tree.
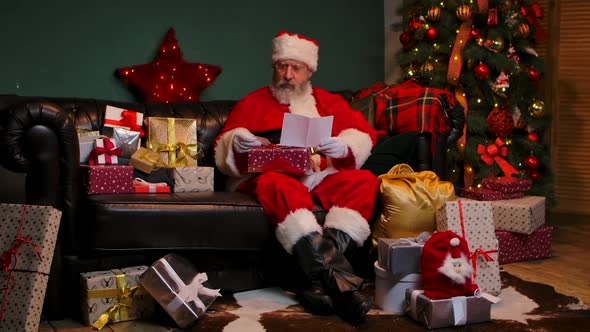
[521,1,549,43]
[477,137,519,177]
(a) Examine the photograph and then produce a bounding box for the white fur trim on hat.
[336,128,373,169]
[276,208,322,254]
[323,206,371,247]
[272,31,319,72]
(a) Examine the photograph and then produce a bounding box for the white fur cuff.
[337,128,373,169]
[275,208,322,254]
[323,206,371,247]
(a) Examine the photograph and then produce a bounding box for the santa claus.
[213,31,379,324]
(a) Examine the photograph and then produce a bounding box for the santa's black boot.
[321,227,373,325]
[291,232,335,315]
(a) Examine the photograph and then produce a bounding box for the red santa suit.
[213,85,379,254]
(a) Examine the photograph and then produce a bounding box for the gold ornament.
[421,62,434,75]
[484,38,505,53]
[516,23,530,38]
[456,5,472,21]
[427,6,441,21]
[529,100,545,118]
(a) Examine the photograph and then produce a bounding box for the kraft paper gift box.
[103,105,144,136]
[80,266,155,329]
[130,147,164,174]
[147,117,198,167]
[81,165,134,194]
[139,254,221,329]
[491,196,546,234]
[171,166,214,193]
[405,289,492,329]
[496,225,553,264]
[133,178,171,193]
[242,145,312,176]
[0,204,61,332]
[436,200,502,296]
[77,129,101,138]
[374,261,422,314]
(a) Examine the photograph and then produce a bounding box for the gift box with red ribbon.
[81,165,134,194]
[88,137,122,166]
[103,105,145,138]
[436,200,501,296]
[133,178,171,193]
[240,145,312,176]
[495,225,553,265]
[0,204,61,332]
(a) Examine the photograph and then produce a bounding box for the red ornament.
[528,69,541,82]
[530,171,540,181]
[469,28,480,41]
[116,28,222,103]
[400,31,413,48]
[527,132,539,142]
[408,17,422,32]
[487,8,499,27]
[523,155,540,170]
[474,63,490,80]
[425,27,438,41]
[486,107,514,137]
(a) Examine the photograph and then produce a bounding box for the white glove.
[317,137,349,159]
[233,132,268,153]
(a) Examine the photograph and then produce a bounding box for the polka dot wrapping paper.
[244,145,312,176]
[436,200,501,296]
[490,196,546,235]
[81,165,134,194]
[495,225,553,265]
[0,204,62,332]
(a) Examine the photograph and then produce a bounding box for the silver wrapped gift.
[405,289,492,329]
[112,127,142,158]
[374,261,421,314]
[139,254,221,329]
[377,232,429,276]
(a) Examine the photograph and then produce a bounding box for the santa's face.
[437,253,473,285]
[270,59,313,105]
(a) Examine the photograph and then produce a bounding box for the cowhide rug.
[141,271,590,332]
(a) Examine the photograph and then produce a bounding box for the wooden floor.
[38,210,590,331]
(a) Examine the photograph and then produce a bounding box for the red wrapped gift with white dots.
[81,165,134,194]
[241,145,312,176]
[495,225,553,265]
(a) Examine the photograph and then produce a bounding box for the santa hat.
[421,230,479,299]
[271,31,319,72]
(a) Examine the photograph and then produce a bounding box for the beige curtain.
[550,0,590,215]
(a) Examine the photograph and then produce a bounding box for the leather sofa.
[0,92,463,320]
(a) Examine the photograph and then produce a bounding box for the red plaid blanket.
[374,80,456,139]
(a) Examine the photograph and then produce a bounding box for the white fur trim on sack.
[276,208,322,254]
[272,31,319,72]
[323,206,371,247]
[336,128,373,169]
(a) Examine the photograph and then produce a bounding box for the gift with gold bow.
[130,147,166,174]
[80,266,155,330]
[139,254,221,329]
[0,204,61,332]
[147,117,199,167]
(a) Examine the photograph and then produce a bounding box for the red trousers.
[237,169,379,228]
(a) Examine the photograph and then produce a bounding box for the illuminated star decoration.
[116,28,222,102]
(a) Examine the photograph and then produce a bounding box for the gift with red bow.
[88,137,122,166]
[104,106,145,137]
[0,204,61,332]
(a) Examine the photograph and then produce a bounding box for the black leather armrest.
[0,101,80,253]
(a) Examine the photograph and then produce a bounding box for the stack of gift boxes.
[78,105,215,194]
[374,176,552,328]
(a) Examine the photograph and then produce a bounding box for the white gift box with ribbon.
[139,254,221,329]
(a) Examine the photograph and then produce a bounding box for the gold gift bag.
[372,164,455,245]
[147,117,198,167]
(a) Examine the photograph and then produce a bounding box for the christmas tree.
[395,0,553,203]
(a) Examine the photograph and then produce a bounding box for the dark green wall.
[0,1,383,101]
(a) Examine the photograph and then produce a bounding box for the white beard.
[269,81,319,117]
[437,253,473,285]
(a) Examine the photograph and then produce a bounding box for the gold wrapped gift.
[130,147,164,174]
[147,117,198,167]
[372,164,455,245]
